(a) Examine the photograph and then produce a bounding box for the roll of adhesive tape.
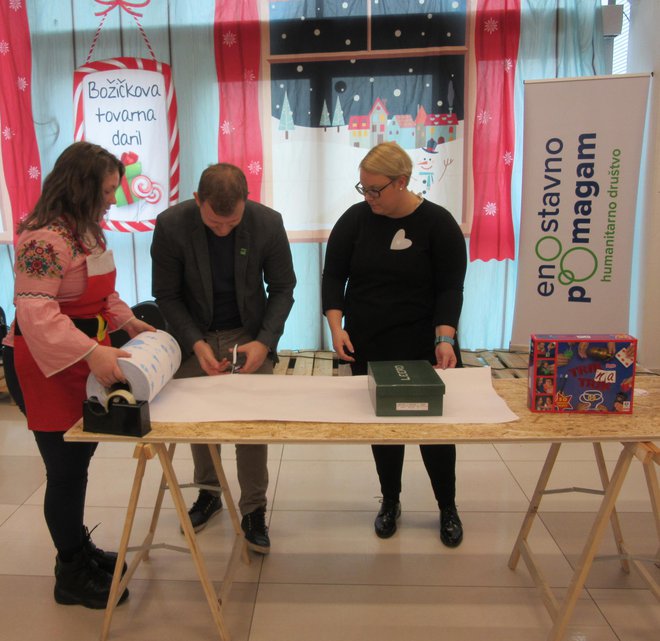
[105,388,137,412]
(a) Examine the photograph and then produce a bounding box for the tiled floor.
[0,398,658,641]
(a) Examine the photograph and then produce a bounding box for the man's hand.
[193,339,230,376]
[235,341,269,373]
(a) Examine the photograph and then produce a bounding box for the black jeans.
[32,430,97,557]
[371,443,456,508]
[2,345,25,415]
[352,356,458,509]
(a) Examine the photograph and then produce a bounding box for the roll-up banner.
[511,74,651,350]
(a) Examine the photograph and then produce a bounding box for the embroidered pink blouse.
[9,221,133,377]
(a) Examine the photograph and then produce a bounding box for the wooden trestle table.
[65,376,660,641]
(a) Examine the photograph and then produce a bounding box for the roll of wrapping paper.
[86,330,181,408]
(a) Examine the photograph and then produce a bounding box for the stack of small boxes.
[528,334,636,414]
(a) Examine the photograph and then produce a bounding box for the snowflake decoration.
[28,165,40,180]
[484,18,499,34]
[503,151,513,166]
[220,120,233,135]
[503,58,513,73]
[0,41,10,55]
[10,0,22,12]
[248,160,262,176]
[243,69,255,82]
[2,127,13,140]
[477,110,491,126]
[223,31,237,47]
[17,76,28,92]
[483,201,498,217]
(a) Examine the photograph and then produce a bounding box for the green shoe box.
[367,360,445,417]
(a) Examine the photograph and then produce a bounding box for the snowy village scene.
[267,0,467,236]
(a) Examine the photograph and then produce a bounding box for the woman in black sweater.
[322,141,467,547]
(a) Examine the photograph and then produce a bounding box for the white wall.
[627,0,660,370]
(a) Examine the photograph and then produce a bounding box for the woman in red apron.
[10,142,154,609]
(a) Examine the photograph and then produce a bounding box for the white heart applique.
[390,229,412,250]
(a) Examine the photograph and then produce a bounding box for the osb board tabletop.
[66,375,660,446]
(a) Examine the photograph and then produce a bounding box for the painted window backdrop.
[266,0,468,240]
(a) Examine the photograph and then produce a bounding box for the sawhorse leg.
[546,443,635,641]
[155,443,232,640]
[592,442,630,573]
[99,442,237,641]
[101,444,153,641]
[508,442,641,641]
[626,442,660,599]
[206,444,250,603]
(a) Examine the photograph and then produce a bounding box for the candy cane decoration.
[73,57,180,232]
[132,175,163,204]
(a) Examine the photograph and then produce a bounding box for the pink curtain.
[0,2,41,242]
[214,0,264,200]
[470,0,520,262]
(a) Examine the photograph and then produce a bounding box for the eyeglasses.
[355,180,394,199]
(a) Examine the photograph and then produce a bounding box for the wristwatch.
[434,335,455,347]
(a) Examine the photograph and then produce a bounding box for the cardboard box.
[528,334,636,414]
[368,360,445,417]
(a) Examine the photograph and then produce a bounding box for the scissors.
[231,343,241,374]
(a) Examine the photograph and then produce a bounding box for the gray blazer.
[151,199,296,357]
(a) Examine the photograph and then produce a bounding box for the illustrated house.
[426,113,459,146]
[368,98,389,146]
[415,105,428,148]
[386,113,416,149]
[348,115,371,148]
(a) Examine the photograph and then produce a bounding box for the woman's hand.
[85,344,132,388]
[434,342,457,369]
[332,328,355,362]
[123,317,157,338]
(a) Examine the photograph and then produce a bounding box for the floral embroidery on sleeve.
[16,239,63,279]
[47,221,84,259]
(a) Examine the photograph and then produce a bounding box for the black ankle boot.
[83,525,127,575]
[374,499,401,539]
[54,549,129,609]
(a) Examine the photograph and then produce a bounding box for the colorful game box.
[528,334,636,414]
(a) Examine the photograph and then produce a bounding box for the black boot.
[374,499,401,539]
[54,549,129,609]
[83,525,127,575]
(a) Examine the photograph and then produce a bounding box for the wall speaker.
[602,4,624,38]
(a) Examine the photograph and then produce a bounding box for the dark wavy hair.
[197,163,248,215]
[17,141,124,247]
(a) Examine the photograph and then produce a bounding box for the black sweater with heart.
[321,199,467,373]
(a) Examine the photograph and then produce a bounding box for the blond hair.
[359,142,412,183]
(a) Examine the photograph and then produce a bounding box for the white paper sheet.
[149,367,518,424]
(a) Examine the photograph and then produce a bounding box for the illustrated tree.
[319,100,331,131]
[331,96,345,132]
[279,90,295,140]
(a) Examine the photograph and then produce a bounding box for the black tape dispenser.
[83,381,151,437]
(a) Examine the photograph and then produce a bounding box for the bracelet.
[434,335,455,347]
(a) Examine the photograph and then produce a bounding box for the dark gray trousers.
[175,327,271,515]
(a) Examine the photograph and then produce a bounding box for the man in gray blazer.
[151,163,296,554]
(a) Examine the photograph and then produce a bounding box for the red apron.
[14,250,117,431]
